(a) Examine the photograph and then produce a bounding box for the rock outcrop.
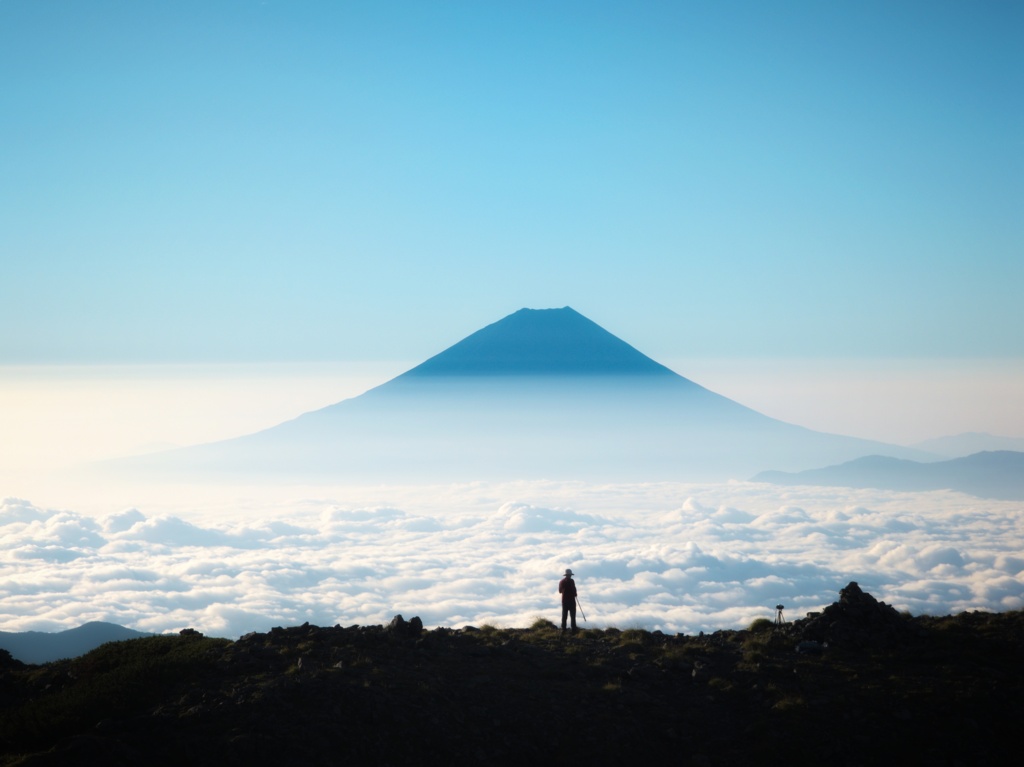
[798,581,914,648]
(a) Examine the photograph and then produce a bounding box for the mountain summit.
[117,307,934,482]
[399,307,674,378]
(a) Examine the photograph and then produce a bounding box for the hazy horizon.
[4,354,1023,486]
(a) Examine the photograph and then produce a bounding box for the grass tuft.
[529,617,556,631]
[747,618,774,634]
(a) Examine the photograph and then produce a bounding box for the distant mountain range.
[752,450,1024,500]
[0,621,152,664]
[910,432,1024,459]
[112,307,935,482]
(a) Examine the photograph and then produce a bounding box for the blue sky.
[2,0,1021,364]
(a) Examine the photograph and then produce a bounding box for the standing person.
[559,568,578,632]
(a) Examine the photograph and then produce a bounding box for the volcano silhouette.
[123,307,931,482]
[396,307,674,377]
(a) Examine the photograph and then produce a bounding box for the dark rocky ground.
[1,583,1022,766]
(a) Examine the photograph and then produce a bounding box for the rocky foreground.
[2,583,1022,766]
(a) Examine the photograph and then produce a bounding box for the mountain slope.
[2,604,1022,766]
[752,450,1024,500]
[114,307,934,482]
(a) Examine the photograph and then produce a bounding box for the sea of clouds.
[2,482,1023,639]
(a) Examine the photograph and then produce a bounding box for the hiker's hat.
[564,569,573,576]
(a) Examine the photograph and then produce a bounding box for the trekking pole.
[576,596,587,622]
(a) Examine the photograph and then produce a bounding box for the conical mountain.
[397,307,674,377]
[117,307,934,482]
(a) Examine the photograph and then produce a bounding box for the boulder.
[798,582,912,648]
[387,615,424,639]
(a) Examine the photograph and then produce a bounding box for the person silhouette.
[558,568,578,632]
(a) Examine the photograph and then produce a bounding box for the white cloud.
[1,483,1022,639]
[102,508,146,533]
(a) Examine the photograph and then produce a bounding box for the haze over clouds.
[3,483,1021,639]
[3,358,1023,494]
[0,363,405,485]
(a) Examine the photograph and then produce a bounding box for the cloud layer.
[2,482,1022,639]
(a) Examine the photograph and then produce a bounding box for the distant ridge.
[910,432,1024,459]
[398,307,675,378]
[0,622,153,664]
[752,450,1024,500]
